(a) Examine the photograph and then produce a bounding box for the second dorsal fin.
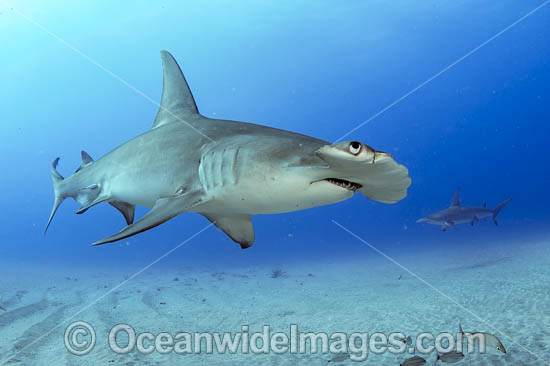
[75,150,94,173]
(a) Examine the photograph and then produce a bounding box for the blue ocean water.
[3,0,548,264]
[1,1,549,364]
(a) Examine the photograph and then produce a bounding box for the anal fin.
[92,190,207,246]
[109,201,136,225]
[200,213,255,249]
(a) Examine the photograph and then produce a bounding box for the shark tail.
[45,157,66,233]
[492,198,511,226]
[45,152,105,233]
[45,152,136,233]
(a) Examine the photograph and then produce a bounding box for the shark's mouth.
[324,178,362,191]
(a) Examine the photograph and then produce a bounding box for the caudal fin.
[492,198,511,226]
[45,158,66,233]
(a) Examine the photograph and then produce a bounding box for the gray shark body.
[46,51,411,248]
[417,188,511,231]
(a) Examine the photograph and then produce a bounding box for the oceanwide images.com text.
[65,322,489,361]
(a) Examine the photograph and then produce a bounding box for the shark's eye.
[349,141,362,155]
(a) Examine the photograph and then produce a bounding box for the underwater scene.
[1,1,549,365]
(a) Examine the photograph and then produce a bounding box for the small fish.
[0,305,5,311]
[459,323,506,354]
[437,351,464,363]
[328,352,350,363]
[400,355,426,366]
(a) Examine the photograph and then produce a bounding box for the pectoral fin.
[92,191,208,246]
[200,213,255,249]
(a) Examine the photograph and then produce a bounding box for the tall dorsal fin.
[450,188,461,207]
[75,150,94,173]
[152,51,201,129]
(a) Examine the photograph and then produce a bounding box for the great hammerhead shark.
[417,188,511,231]
[46,51,411,248]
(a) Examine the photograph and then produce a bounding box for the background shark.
[417,188,511,231]
[46,51,411,248]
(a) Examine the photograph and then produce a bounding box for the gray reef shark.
[417,188,511,231]
[46,51,411,248]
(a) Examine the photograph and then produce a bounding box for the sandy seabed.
[0,238,548,366]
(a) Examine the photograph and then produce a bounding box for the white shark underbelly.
[197,178,354,215]
[106,177,163,208]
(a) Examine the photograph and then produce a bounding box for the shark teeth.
[325,178,362,191]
